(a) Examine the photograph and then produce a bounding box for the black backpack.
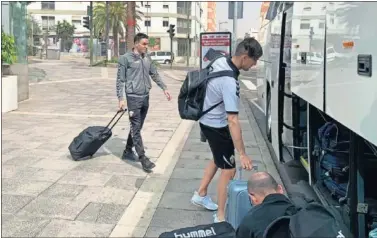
[178,56,238,121]
[263,198,353,238]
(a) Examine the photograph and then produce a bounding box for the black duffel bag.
[68,110,126,161]
[159,222,235,238]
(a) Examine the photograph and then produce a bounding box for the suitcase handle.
[237,165,258,180]
[105,109,127,131]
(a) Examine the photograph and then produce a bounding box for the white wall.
[27,1,89,11]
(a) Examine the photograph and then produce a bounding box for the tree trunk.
[126,1,136,52]
[113,26,119,57]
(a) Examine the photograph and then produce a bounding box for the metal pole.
[186,2,190,67]
[170,36,173,69]
[89,1,93,66]
[194,3,197,66]
[105,1,110,61]
[146,1,149,35]
[233,1,238,53]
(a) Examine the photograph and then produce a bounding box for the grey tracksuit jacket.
[116,51,167,99]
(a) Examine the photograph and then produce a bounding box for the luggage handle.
[104,109,127,131]
[237,165,258,180]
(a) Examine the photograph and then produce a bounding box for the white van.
[149,51,173,64]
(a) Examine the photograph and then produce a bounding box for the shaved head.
[247,172,279,196]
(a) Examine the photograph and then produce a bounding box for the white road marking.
[241,80,257,91]
[249,98,265,114]
[240,75,254,79]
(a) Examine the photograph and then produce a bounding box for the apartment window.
[145,17,151,27]
[177,18,191,34]
[72,20,81,27]
[200,9,203,18]
[319,22,325,29]
[163,17,169,27]
[300,19,310,29]
[330,14,335,24]
[303,7,312,11]
[163,4,169,9]
[177,38,191,57]
[177,2,191,15]
[145,4,151,8]
[41,16,55,30]
[41,2,55,10]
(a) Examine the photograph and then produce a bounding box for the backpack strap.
[205,70,239,80]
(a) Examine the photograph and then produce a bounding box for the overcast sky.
[216,1,262,38]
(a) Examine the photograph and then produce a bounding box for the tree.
[55,20,76,52]
[26,14,42,55]
[126,1,136,52]
[93,2,143,57]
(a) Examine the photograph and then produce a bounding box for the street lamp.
[218,21,228,31]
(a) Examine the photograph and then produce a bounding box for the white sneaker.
[191,191,218,211]
[213,213,225,223]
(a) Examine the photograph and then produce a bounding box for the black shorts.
[199,123,236,170]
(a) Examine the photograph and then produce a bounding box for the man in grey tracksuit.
[116,33,171,172]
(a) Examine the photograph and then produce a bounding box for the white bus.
[256,2,377,237]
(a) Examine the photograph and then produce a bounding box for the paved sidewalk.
[2,62,281,237]
[143,97,283,236]
[1,62,193,237]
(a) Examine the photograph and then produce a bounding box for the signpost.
[200,32,232,69]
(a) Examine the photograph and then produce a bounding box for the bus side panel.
[256,20,270,114]
[268,13,284,160]
[325,2,377,147]
[282,7,294,155]
[290,3,326,111]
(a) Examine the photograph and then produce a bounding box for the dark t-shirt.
[236,194,296,238]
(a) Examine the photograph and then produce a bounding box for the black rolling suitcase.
[68,110,126,161]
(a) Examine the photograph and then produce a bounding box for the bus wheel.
[266,90,272,142]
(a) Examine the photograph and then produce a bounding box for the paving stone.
[1,165,18,178]
[179,151,214,160]
[110,225,148,238]
[74,186,136,206]
[18,196,88,220]
[149,208,213,229]
[105,175,145,191]
[165,178,217,195]
[175,157,212,169]
[11,167,66,182]
[37,220,114,237]
[102,163,148,177]
[145,226,176,238]
[159,191,216,211]
[170,168,220,180]
[57,170,113,186]
[2,214,51,237]
[76,202,127,224]
[182,142,212,152]
[3,155,43,167]
[72,162,108,173]
[40,184,86,198]
[2,178,53,196]
[2,194,34,214]
[31,158,80,170]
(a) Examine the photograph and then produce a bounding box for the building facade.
[27,1,214,63]
[137,2,209,63]
[27,1,90,37]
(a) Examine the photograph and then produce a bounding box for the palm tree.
[126,1,136,52]
[93,2,143,57]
